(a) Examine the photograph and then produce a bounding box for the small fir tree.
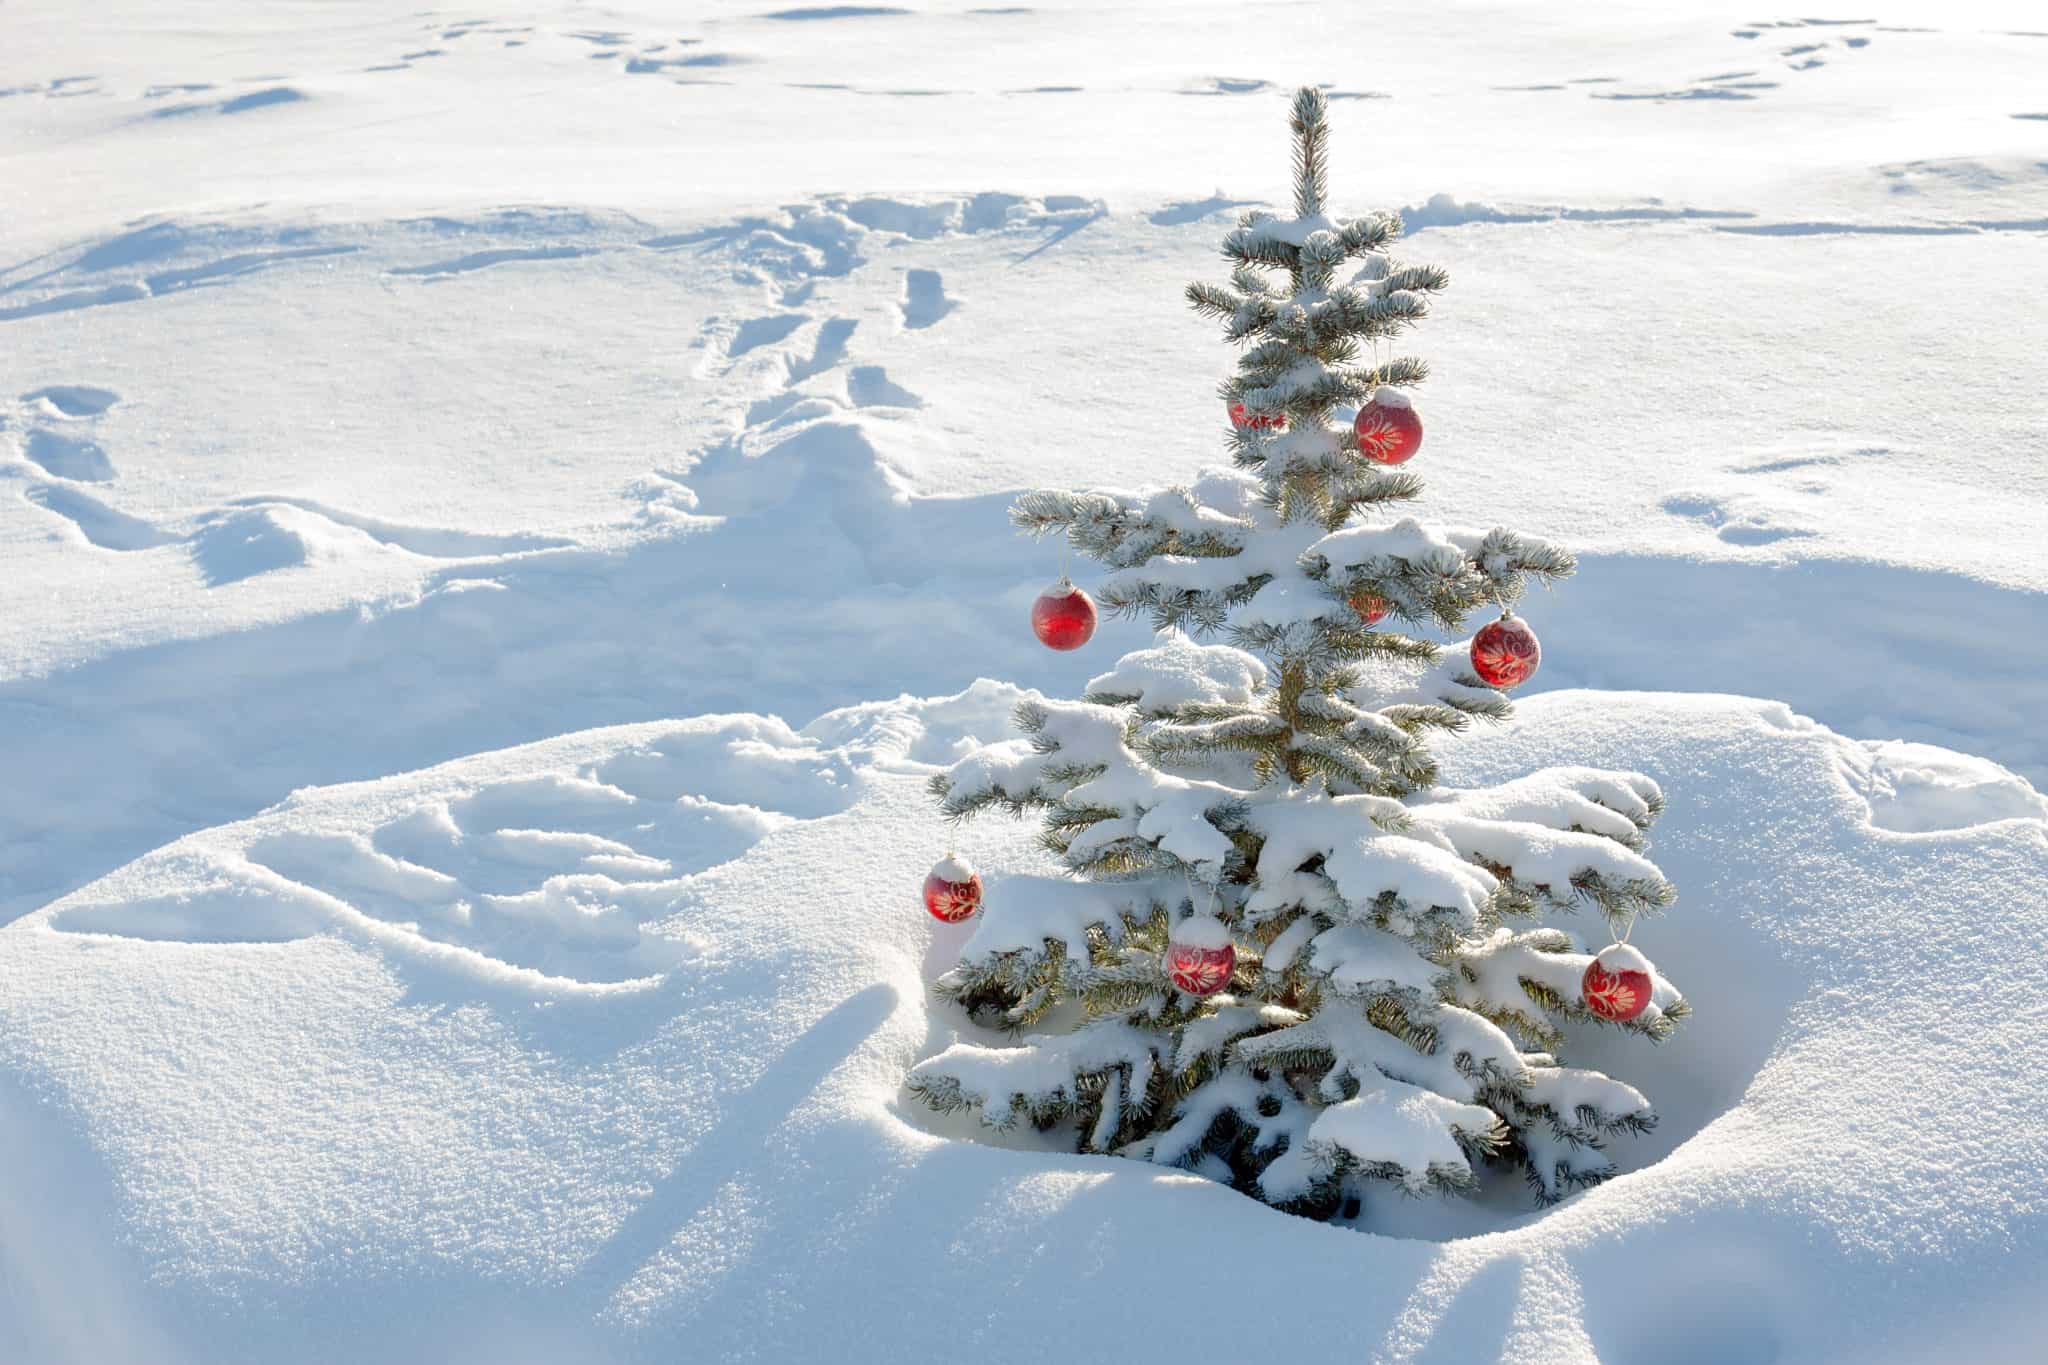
[909,87,1688,1218]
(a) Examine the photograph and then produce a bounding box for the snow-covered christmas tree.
[909,86,1688,1219]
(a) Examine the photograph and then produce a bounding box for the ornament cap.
[1595,942,1652,976]
[1169,914,1232,950]
[931,852,977,883]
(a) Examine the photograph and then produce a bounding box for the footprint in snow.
[1660,492,1816,546]
[3,76,102,101]
[727,313,810,357]
[1182,76,1273,96]
[626,53,746,75]
[900,269,954,329]
[22,483,175,551]
[368,48,448,71]
[150,86,307,118]
[22,385,120,418]
[846,365,921,408]
[785,318,858,383]
[23,428,116,481]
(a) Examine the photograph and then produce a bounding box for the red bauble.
[1582,943,1654,1022]
[1353,389,1423,465]
[1471,614,1541,689]
[1166,929,1236,997]
[1031,578,1097,651]
[1348,591,1389,626]
[923,855,984,923]
[1229,401,1286,433]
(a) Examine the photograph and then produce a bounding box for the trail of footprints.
[1729,16,1878,73]
[55,720,862,988]
[12,7,2008,126]
[19,385,119,481]
[640,192,1091,532]
[663,193,1108,424]
[1493,15,1883,103]
[6,382,566,577]
[691,257,950,429]
[696,304,930,434]
[11,193,1086,562]
[6,386,167,552]
[5,4,1061,108]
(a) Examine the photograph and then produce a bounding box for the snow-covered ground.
[8,688,2048,1363]
[4,2,2046,1361]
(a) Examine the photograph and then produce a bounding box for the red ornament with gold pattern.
[923,854,984,924]
[1582,943,1654,1022]
[1352,387,1423,465]
[1471,613,1541,689]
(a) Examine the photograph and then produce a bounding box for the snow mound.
[189,503,380,585]
[4,687,2046,1363]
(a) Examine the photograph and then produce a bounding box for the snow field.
[5,2,2048,1360]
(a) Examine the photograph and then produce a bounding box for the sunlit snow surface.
[3,1,2047,1361]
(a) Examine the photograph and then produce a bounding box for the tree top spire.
[1290,84,1331,219]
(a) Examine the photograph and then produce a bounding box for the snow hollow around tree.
[3,685,2045,1362]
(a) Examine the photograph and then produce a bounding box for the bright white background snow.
[3,2,2046,1361]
